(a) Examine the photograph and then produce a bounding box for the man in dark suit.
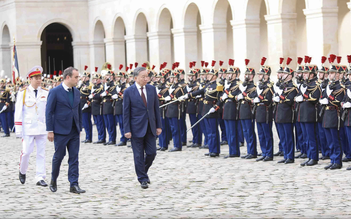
[46,67,85,194]
[123,66,162,189]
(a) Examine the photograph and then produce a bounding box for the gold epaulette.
[268,81,274,88]
[341,84,346,88]
[20,88,26,92]
[41,87,49,91]
[216,82,224,92]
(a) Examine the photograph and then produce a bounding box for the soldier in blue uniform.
[198,62,209,149]
[90,73,106,144]
[253,58,274,161]
[320,55,345,170]
[0,76,10,137]
[317,57,330,160]
[274,57,298,164]
[220,59,241,158]
[79,66,93,143]
[342,55,351,170]
[217,61,227,146]
[101,68,117,145]
[296,61,321,166]
[186,62,202,148]
[164,64,185,152]
[238,59,257,159]
[177,65,188,146]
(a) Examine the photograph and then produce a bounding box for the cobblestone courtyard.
[1,123,351,218]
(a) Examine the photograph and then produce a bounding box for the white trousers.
[19,135,47,181]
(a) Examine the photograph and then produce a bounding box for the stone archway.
[1,25,11,77]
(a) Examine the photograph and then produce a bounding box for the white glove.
[164,96,172,101]
[88,94,93,99]
[156,87,160,94]
[300,85,307,95]
[116,86,121,93]
[91,88,96,94]
[221,93,228,101]
[209,107,216,114]
[1,105,7,112]
[256,86,262,96]
[82,103,89,110]
[237,94,244,101]
[179,94,189,101]
[112,94,118,99]
[199,84,203,90]
[343,102,351,109]
[195,95,202,99]
[169,87,175,94]
[295,95,303,103]
[326,85,332,96]
[186,85,191,93]
[347,89,351,99]
[253,97,260,103]
[273,96,280,103]
[105,85,110,91]
[319,98,328,105]
[277,88,283,96]
[101,91,107,97]
[239,84,247,92]
[225,81,230,90]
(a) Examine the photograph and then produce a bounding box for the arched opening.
[135,13,149,63]
[93,20,106,70]
[227,6,234,59]
[338,0,351,63]
[158,8,174,65]
[41,23,73,75]
[1,25,11,77]
[184,3,202,66]
[260,0,268,58]
[113,17,126,68]
[296,0,307,58]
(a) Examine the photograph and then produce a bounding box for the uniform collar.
[28,85,40,92]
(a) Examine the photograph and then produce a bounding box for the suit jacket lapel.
[146,85,151,109]
[133,84,146,108]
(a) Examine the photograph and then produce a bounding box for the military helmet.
[283,57,294,75]
[258,57,271,76]
[218,61,227,74]
[244,59,255,75]
[226,59,235,74]
[317,56,328,74]
[295,57,304,73]
[328,54,339,73]
[347,55,351,75]
[207,60,218,77]
[277,58,285,73]
[92,73,102,80]
[115,65,124,77]
[82,65,90,78]
[200,61,209,75]
[187,62,196,76]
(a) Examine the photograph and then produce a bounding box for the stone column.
[104,38,125,69]
[303,7,338,58]
[172,28,197,72]
[72,41,90,72]
[265,13,297,75]
[147,31,172,69]
[199,24,227,67]
[231,19,260,73]
[14,41,42,78]
[89,41,105,72]
[125,35,148,65]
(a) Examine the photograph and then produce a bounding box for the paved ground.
[1,122,351,218]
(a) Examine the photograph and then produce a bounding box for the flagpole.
[48,56,51,75]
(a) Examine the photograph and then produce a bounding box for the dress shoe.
[204,153,210,156]
[209,153,220,157]
[140,181,148,189]
[279,152,285,156]
[295,153,302,159]
[277,159,286,163]
[70,185,86,194]
[224,154,240,159]
[330,163,342,170]
[93,140,105,144]
[147,180,151,184]
[191,143,201,148]
[245,154,257,159]
[19,171,26,184]
[36,180,48,187]
[104,141,116,145]
[300,159,310,166]
[220,141,228,145]
[306,159,318,166]
[199,145,209,149]
[241,154,249,159]
[284,159,294,164]
[116,141,127,146]
[182,142,187,146]
[324,163,333,170]
[81,139,92,143]
[274,151,283,157]
[160,147,167,151]
[342,157,351,162]
[346,166,351,170]
[296,149,301,152]
[169,147,182,152]
[257,153,262,156]
[263,157,273,162]
[50,180,57,192]
[1,134,10,137]
[320,156,330,160]
[157,147,161,150]
[300,153,307,159]
[256,156,265,162]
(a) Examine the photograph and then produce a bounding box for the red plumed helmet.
[308,57,312,64]
[347,55,351,64]
[205,62,209,68]
[304,56,309,64]
[337,56,342,64]
[286,57,292,66]
[84,65,88,71]
[119,65,123,70]
[152,65,155,70]
[107,64,112,70]
[59,70,62,75]
[211,60,216,67]
[95,67,98,72]
[330,54,336,63]
[321,56,327,64]
[189,62,193,69]
[142,63,147,68]
[192,61,196,67]
[126,67,129,72]
[201,61,205,67]
[297,57,303,65]
[219,61,224,67]
[129,64,133,70]
[50,74,53,79]
[261,57,267,66]
[135,62,138,68]
[245,59,250,66]
[280,58,284,65]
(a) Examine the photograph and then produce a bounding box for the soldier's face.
[329,72,337,81]
[30,75,42,88]
[318,72,324,80]
[258,74,264,81]
[180,74,184,80]
[348,74,351,81]
[264,75,269,81]
[303,72,309,80]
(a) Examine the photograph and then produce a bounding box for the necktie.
[34,90,38,98]
[140,87,147,107]
[68,88,74,107]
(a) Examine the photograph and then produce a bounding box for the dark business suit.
[46,84,82,186]
[123,83,162,183]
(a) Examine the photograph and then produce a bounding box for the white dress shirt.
[135,82,147,102]
[62,82,72,92]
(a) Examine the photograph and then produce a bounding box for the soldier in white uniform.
[15,66,49,186]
